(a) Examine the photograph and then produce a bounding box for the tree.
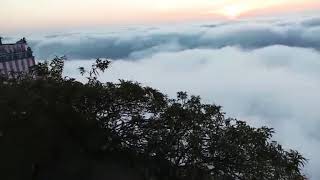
[0,57,307,180]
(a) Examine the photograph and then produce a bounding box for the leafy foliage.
[0,57,307,180]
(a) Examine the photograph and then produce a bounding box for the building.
[0,37,36,76]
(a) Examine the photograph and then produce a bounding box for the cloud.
[23,16,320,61]
[302,17,320,27]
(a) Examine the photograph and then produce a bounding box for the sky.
[1,0,320,32]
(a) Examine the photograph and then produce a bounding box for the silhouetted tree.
[0,57,307,180]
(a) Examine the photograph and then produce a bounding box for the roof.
[0,37,35,76]
[0,38,27,52]
[0,38,34,62]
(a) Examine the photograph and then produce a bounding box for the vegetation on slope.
[0,57,307,180]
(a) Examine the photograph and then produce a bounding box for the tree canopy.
[0,57,307,180]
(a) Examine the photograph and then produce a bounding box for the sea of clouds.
[8,15,320,179]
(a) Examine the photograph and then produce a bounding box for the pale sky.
[1,0,320,32]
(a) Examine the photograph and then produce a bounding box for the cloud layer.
[25,16,320,61]
[8,16,320,179]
